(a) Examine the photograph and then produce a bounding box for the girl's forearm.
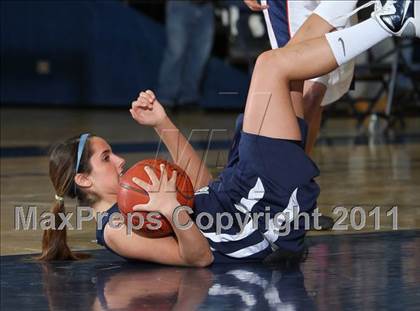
[154,116,212,190]
[164,207,213,267]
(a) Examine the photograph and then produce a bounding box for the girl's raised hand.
[130,90,167,127]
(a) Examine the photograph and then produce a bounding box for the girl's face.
[87,137,126,198]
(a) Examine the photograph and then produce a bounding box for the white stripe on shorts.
[224,239,270,258]
[201,218,257,243]
[234,177,265,213]
[261,0,279,49]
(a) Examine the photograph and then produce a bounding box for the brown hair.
[38,135,96,261]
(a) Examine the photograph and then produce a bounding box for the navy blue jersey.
[96,204,131,260]
[192,114,320,263]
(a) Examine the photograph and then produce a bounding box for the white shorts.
[261,0,358,106]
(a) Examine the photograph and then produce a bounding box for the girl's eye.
[103,155,110,161]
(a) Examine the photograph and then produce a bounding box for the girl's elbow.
[184,249,213,267]
[193,252,214,268]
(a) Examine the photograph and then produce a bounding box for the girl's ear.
[74,173,92,189]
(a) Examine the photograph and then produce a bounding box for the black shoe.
[309,215,334,231]
[263,245,308,268]
[373,0,419,37]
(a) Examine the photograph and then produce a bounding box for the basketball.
[117,159,195,238]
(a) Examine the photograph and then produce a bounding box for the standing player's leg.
[302,81,326,154]
[179,2,214,106]
[287,1,360,155]
[285,13,335,154]
[157,1,190,106]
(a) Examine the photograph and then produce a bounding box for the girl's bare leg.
[243,36,337,141]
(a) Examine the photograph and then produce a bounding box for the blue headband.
[75,133,90,173]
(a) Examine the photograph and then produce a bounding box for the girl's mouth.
[119,166,126,177]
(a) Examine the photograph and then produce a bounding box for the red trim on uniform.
[285,0,291,37]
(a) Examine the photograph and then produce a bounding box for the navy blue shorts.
[194,114,320,261]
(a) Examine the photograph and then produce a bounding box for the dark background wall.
[1,0,252,108]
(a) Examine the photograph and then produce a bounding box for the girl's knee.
[255,49,288,78]
[256,50,276,67]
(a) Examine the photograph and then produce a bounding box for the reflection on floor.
[1,230,419,310]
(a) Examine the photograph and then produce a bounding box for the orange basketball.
[117,159,194,238]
